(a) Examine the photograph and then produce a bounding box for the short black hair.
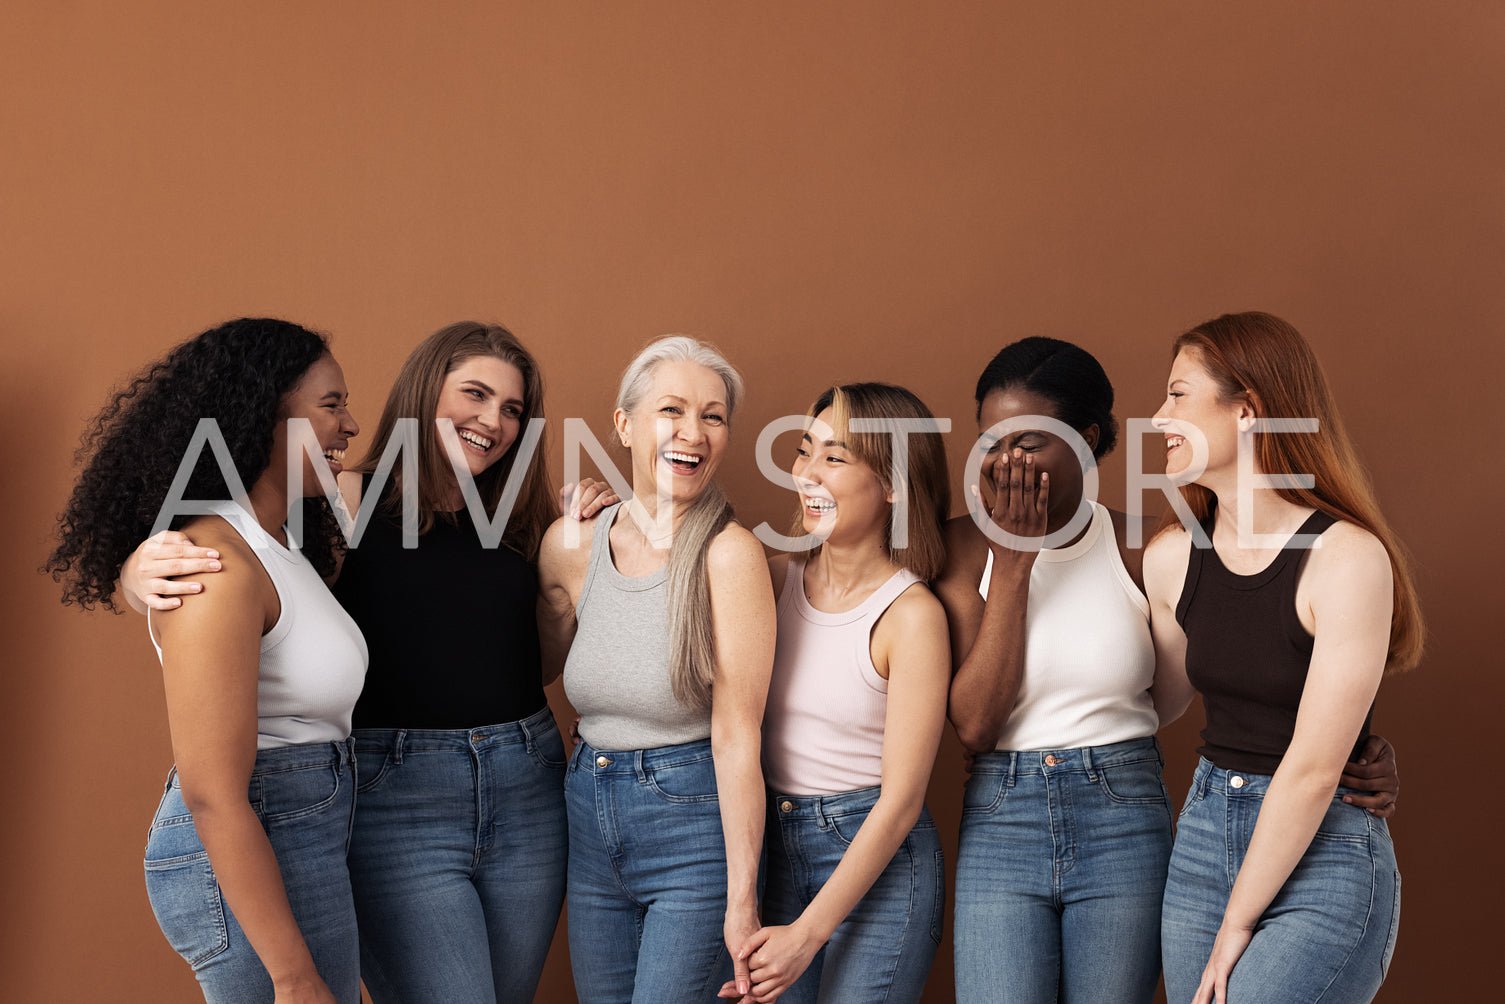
[973,336,1119,459]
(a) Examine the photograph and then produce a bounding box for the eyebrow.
[461,379,495,395]
[318,391,342,402]
[1169,379,1190,389]
[800,431,849,449]
[658,394,728,410]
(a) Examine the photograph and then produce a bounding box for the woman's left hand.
[1191,923,1254,1004]
[722,923,823,1003]
[559,478,620,520]
[717,908,764,1001]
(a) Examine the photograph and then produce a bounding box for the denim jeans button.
[596,755,610,768]
[780,800,794,813]
[1044,755,1060,767]
[471,732,487,743]
[1230,776,1245,788]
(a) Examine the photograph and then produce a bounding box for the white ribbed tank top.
[978,501,1157,751]
[149,500,368,749]
[762,559,922,795]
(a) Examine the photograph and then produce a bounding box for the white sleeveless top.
[150,500,368,749]
[978,501,1157,751]
[762,559,922,795]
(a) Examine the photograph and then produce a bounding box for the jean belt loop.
[1082,744,1097,782]
[634,750,648,783]
[392,729,406,766]
[519,713,537,751]
[814,796,828,829]
[1006,751,1018,787]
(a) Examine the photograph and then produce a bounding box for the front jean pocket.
[144,843,229,968]
[826,808,872,847]
[646,757,719,804]
[1098,760,1170,805]
[251,763,342,823]
[529,725,568,770]
[961,770,1006,815]
[354,748,394,794]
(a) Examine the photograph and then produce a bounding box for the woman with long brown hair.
[121,321,615,1003]
[1144,311,1420,1003]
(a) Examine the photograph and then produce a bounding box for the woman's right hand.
[976,448,1049,562]
[121,530,222,611]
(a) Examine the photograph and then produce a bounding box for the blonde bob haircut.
[616,335,744,712]
[790,382,950,582]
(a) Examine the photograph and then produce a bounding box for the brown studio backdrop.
[3,2,1501,1000]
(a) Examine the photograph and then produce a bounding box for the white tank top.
[150,500,368,749]
[978,501,1157,751]
[762,559,922,795]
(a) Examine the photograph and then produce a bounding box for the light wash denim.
[953,736,1173,1004]
[143,740,360,1004]
[565,737,733,1004]
[1161,757,1401,1004]
[349,706,568,1004]
[764,785,943,1004]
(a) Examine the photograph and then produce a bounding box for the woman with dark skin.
[935,337,1399,1003]
[119,322,615,1003]
[49,318,365,1003]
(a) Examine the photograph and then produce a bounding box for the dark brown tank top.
[1175,506,1371,775]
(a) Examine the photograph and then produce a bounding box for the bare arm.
[943,449,1046,753]
[706,525,777,1000]
[1143,527,1196,727]
[740,586,950,1002]
[152,521,336,1003]
[1190,526,1393,1004]
[535,515,591,688]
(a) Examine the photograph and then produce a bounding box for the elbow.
[948,704,1000,755]
[177,775,246,822]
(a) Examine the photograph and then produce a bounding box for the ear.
[1081,423,1100,454]
[1234,396,1258,433]
[613,408,630,447]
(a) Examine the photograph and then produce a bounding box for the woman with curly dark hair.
[118,322,616,1003]
[48,317,367,1003]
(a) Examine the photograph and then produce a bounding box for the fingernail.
[208,561,221,570]
[1342,795,1353,803]
[739,982,749,995]
[207,550,219,558]
[192,583,203,592]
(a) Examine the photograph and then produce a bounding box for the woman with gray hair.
[537,335,776,1003]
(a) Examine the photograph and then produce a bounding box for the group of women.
[47,310,1416,1004]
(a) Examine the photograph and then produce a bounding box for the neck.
[1209,479,1305,539]
[808,531,897,593]
[245,476,292,543]
[622,490,700,549]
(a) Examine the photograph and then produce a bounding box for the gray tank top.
[562,503,713,750]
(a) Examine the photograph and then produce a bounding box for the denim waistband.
[351,705,556,757]
[971,735,1161,780]
[1186,755,1368,799]
[768,784,883,821]
[167,738,354,791]
[571,736,714,775]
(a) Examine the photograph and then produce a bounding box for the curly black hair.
[974,336,1121,460]
[47,317,343,611]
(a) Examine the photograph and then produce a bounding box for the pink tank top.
[761,558,922,796]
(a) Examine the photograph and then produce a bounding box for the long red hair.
[1157,311,1423,675]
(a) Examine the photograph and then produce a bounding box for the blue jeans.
[764,786,943,1004]
[349,706,568,1004]
[143,740,360,1004]
[1161,758,1401,1004]
[953,736,1173,1004]
[565,737,734,1004]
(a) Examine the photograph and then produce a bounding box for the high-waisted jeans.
[764,785,944,1004]
[143,739,360,1004]
[349,706,568,1004]
[1161,757,1401,1004]
[565,737,734,1004]
[953,736,1173,1004]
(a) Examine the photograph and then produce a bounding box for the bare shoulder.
[336,470,364,512]
[883,580,947,632]
[766,551,793,596]
[708,521,770,578]
[1142,523,1192,604]
[539,511,601,576]
[152,517,269,633]
[1305,521,1391,587]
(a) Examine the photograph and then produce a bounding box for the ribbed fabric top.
[978,502,1157,751]
[1176,506,1370,775]
[333,475,546,729]
[563,503,712,750]
[762,558,922,795]
[150,500,367,749]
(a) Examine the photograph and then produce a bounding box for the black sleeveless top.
[1175,506,1372,775]
[333,475,546,730]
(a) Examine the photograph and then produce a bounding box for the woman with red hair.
[1145,311,1421,1003]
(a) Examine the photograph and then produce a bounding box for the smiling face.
[976,386,1096,526]
[435,355,526,479]
[614,358,730,505]
[791,407,893,544]
[1152,347,1247,482]
[274,352,359,495]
